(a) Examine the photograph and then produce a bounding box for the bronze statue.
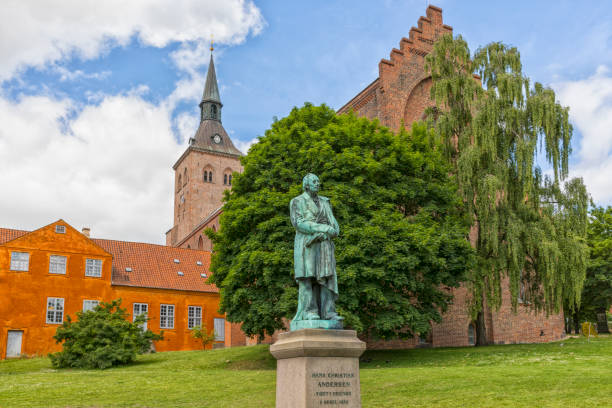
[290,173,343,330]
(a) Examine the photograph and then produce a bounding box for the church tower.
[166,49,243,247]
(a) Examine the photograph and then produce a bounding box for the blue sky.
[0,0,611,243]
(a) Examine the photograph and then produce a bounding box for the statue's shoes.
[304,313,321,320]
[327,314,344,321]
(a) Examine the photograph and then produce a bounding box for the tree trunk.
[572,312,581,335]
[596,307,610,334]
[476,310,488,346]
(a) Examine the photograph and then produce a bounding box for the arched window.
[211,104,217,118]
[223,168,233,186]
[183,168,187,184]
[177,174,182,190]
[198,236,203,250]
[187,245,191,249]
[203,167,213,183]
[468,323,476,346]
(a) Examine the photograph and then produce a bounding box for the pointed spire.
[199,43,222,123]
[201,53,221,104]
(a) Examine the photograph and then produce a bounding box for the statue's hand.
[325,225,337,238]
[305,232,326,247]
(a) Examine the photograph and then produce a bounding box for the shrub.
[50,299,163,369]
[581,322,598,338]
[191,324,216,349]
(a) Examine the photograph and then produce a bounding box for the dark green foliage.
[575,206,612,323]
[50,299,163,369]
[208,104,474,339]
[425,36,589,321]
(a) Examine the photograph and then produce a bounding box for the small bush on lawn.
[191,324,216,349]
[50,299,163,369]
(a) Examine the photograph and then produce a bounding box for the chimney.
[82,227,91,237]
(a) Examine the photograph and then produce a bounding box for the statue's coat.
[290,192,339,295]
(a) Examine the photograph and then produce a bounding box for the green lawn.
[1,336,610,407]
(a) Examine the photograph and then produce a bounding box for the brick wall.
[175,209,220,251]
[172,150,241,246]
[489,277,565,344]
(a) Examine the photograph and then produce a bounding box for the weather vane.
[210,34,214,52]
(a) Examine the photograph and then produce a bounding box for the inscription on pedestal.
[312,371,355,405]
[270,329,366,408]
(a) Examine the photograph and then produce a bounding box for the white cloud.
[554,66,612,205]
[165,73,205,112]
[0,0,264,81]
[234,137,259,155]
[0,91,182,244]
[53,66,111,82]
[0,0,265,244]
[174,111,199,145]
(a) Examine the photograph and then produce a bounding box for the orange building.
[0,220,245,360]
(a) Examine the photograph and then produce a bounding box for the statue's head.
[302,173,320,193]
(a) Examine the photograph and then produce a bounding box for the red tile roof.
[94,239,217,293]
[0,227,217,293]
[0,228,28,244]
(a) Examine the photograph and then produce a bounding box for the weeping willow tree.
[425,35,589,345]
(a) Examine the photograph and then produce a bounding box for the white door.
[214,318,225,341]
[6,330,23,358]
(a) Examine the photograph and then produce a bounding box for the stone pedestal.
[270,329,366,408]
[290,319,343,331]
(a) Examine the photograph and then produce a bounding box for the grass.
[1,335,611,407]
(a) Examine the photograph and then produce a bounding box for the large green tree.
[425,36,589,344]
[209,104,474,340]
[569,206,612,333]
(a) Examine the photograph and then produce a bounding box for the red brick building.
[165,51,242,249]
[340,5,565,348]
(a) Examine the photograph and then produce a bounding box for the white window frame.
[46,297,64,324]
[160,304,175,329]
[133,303,149,330]
[82,300,99,312]
[55,225,66,234]
[214,318,225,341]
[10,252,29,271]
[85,258,103,277]
[49,255,67,275]
[188,306,202,329]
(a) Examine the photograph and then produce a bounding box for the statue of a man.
[290,173,343,327]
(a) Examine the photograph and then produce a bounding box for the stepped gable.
[338,5,452,131]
